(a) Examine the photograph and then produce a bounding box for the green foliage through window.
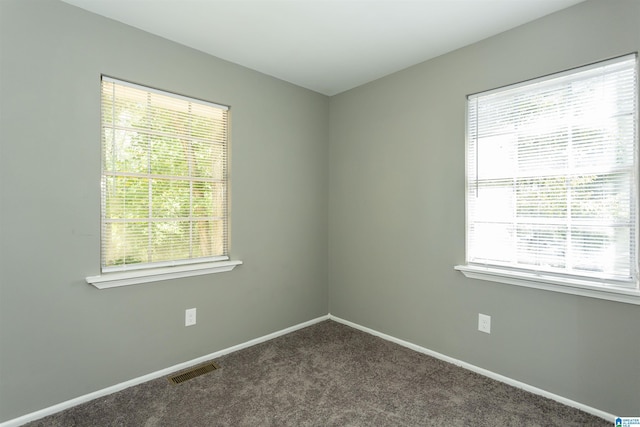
[101,77,229,270]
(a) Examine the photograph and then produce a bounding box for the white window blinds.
[101,77,229,272]
[466,54,638,287]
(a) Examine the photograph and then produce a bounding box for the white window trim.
[86,259,243,289]
[90,76,240,289]
[457,54,639,305]
[455,264,640,305]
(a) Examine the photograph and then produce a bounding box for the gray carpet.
[26,320,609,426]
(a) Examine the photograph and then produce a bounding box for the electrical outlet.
[478,313,491,334]
[185,308,196,326]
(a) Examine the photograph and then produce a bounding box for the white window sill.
[86,260,243,289]
[455,264,640,305]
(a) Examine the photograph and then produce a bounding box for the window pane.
[102,129,148,174]
[516,225,566,269]
[150,136,189,176]
[516,176,566,219]
[570,226,632,277]
[476,134,516,179]
[151,221,190,263]
[473,181,514,223]
[104,176,149,219]
[192,181,226,218]
[469,222,514,264]
[192,219,225,258]
[103,221,149,267]
[570,173,632,222]
[192,140,225,179]
[151,179,190,219]
[517,129,568,174]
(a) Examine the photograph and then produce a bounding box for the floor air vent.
[168,361,220,384]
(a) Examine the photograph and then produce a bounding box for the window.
[86,77,241,289]
[457,54,639,303]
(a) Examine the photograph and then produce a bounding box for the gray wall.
[329,0,640,417]
[0,0,328,421]
[2,0,639,423]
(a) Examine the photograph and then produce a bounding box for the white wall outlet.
[478,313,491,334]
[185,308,196,326]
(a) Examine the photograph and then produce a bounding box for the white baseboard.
[327,314,616,423]
[0,315,329,427]
[3,313,616,426]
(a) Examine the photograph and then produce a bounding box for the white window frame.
[86,77,241,289]
[456,54,640,305]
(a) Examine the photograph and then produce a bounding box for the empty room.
[1,0,639,425]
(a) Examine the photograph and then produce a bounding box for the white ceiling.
[61,0,585,95]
